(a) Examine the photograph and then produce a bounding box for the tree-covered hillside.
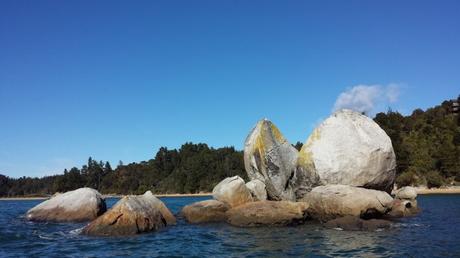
[374,99,460,188]
[1,98,459,197]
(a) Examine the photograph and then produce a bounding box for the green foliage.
[0,143,247,197]
[396,170,417,187]
[375,98,460,188]
[425,171,444,188]
[1,98,459,197]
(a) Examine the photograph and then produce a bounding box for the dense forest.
[1,98,459,197]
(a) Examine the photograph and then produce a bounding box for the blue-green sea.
[1,195,459,257]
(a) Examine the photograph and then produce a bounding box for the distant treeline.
[1,99,459,197]
[0,144,247,197]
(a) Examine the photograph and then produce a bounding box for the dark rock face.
[244,119,299,201]
[181,200,230,224]
[82,191,175,236]
[324,216,392,231]
[226,201,309,227]
[26,187,106,222]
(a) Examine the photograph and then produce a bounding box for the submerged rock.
[181,200,230,223]
[212,176,253,207]
[245,179,268,201]
[82,191,175,236]
[244,119,299,201]
[26,187,106,222]
[226,201,309,227]
[298,110,396,193]
[301,185,393,221]
[324,215,392,231]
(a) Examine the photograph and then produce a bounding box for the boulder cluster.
[25,109,420,234]
[182,109,420,230]
[25,188,175,236]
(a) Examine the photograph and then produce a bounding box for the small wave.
[38,234,55,240]
[70,227,84,235]
[333,227,344,231]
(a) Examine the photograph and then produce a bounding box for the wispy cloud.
[333,83,402,116]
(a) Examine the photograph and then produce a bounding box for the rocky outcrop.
[82,191,175,236]
[387,186,419,218]
[226,201,309,227]
[244,119,299,201]
[298,110,396,193]
[212,176,253,207]
[181,200,230,223]
[301,185,393,221]
[246,179,267,201]
[387,199,419,218]
[26,187,106,222]
[324,216,392,231]
[395,186,417,200]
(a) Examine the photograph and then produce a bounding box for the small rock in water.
[395,186,418,200]
[181,200,230,223]
[212,176,253,207]
[26,187,106,222]
[82,191,175,236]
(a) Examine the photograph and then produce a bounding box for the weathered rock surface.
[246,179,267,201]
[395,186,417,200]
[386,199,420,218]
[298,109,396,193]
[301,185,393,221]
[244,119,299,201]
[82,191,175,236]
[324,215,392,231]
[226,201,309,227]
[26,187,106,222]
[181,200,230,223]
[212,176,253,207]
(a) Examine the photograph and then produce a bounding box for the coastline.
[0,192,212,201]
[2,187,460,201]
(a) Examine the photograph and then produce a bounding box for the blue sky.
[1,0,459,177]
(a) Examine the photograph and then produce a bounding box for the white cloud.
[333,84,401,115]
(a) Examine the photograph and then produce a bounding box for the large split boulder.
[181,200,230,223]
[226,201,309,227]
[26,187,106,222]
[212,176,253,207]
[298,109,396,193]
[245,179,267,201]
[82,191,175,236]
[301,185,393,221]
[244,119,299,201]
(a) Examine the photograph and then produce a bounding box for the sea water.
[0,195,459,257]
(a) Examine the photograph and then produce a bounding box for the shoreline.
[0,192,212,201]
[2,188,460,201]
